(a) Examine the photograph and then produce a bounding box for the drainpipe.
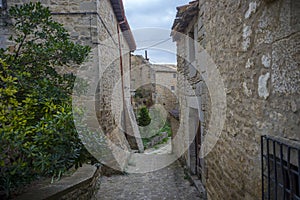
[117,23,127,134]
[129,53,133,105]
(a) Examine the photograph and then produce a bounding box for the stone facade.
[130,55,178,111]
[153,64,177,94]
[0,0,144,171]
[130,55,156,108]
[16,165,101,200]
[131,55,156,93]
[152,64,178,112]
[172,0,300,199]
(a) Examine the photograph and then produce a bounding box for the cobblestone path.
[95,160,201,200]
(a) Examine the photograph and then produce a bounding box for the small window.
[171,86,175,91]
[188,31,195,62]
[173,73,176,78]
[0,0,6,9]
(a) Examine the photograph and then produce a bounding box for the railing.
[261,135,300,200]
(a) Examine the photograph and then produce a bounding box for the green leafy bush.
[137,106,151,127]
[141,121,172,149]
[160,121,172,137]
[0,3,94,198]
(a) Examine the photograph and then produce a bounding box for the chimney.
[145,50,149,61]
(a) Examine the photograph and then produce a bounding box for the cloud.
[123,0,191,63]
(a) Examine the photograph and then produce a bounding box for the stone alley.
[0,0,299,199]
[96,160,202,200]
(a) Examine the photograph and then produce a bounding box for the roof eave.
[110,0,136,51]
[171,0,199,40]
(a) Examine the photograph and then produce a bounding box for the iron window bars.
[261,135,300,200]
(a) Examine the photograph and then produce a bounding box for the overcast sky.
[123,0,191,64]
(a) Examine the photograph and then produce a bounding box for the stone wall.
[147,132,168,148]
[15,165,101,200]
[131,55,155,93]
[130,55,155,108]
[155,85,178,112]
[153,65,178,112]
[130,56,178,112]
[172,0,300,199]
[153,64,177,93]
[0,0,143,171]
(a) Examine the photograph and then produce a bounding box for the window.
[261,135,300,200]
[173,73,176,78]
[171,86,175,91]
[0,0,6,9]
[188,31,195,62]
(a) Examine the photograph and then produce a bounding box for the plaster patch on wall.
[262,54,271,68]
[243,38,251,51]
[258,72,270,99]
[245,59,254,69]
[258,11,268,29]
[291,100,297,113]
[243,25,252,39]
[242,25,252,51]
[256,10,274,44]
[243,82,252,97]
[264,31,273,44]
[245,2,257,19]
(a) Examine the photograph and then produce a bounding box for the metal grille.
[261,135,300,200]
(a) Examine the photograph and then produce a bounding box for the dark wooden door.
[195,121,202,179]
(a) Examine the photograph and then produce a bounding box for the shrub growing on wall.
[0,3,93,198]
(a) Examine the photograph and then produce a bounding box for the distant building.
[130,55,156,108]
[152,64,178,112]
[130,55,178,112]
[153,64,177,93]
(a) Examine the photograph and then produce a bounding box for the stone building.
[153,64,177,93]
[152,64,178,112]
[130,55,156,108]
[0,0,143,171]
[130,55,178,112]
[172,0,300,199]
[129,55,178,148]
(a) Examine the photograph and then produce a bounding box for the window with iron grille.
[261,135,300,200]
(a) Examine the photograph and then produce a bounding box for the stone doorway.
[188,108,204,180]
[195,120,202,179]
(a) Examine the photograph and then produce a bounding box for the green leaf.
[0,3,94,197]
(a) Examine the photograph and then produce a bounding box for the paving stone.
[96,160,202,200]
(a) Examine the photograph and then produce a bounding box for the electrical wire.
[96,37,173,52]
[135,38,172,51]
[135,38,171,43]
